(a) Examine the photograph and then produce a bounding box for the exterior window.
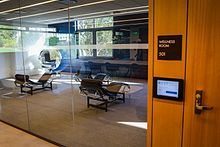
[78,31,93,56]
[77,19,94,29]
[95,17,113,28]
[77,16,113,57]
[0,29,19,52]
[96,30,112,57]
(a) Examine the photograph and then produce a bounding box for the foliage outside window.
[0,25,26,30]
[96,30,112,57]
[77,16,113,57]
[49,36,59,46]
[79,32,93,56]
[0,29,19,52]
[95,17,113,28]
[77,19,94,29]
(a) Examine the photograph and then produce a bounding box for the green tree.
[49,36,59,46]
[78,32,93,56]
[0,30,17,47]
[96,30,112,56]
[95,17,113,28]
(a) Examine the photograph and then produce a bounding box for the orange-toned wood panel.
[152,99,183,147]
[149,0,188,147]
[147,0,154,146]
[153,0,187,78]
[183,0,220,147]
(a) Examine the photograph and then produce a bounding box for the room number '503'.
[159,51,166,56]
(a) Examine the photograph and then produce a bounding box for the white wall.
[14,51,42,75]
[14,31,50,75]
[0,53,14,78]
[0,50,44,80]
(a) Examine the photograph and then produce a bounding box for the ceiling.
[0,0,148,25]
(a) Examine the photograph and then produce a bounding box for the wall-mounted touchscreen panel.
[153,77,184,101]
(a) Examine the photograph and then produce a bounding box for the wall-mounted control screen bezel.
[153,77,184,101]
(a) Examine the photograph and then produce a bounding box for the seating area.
[79,78,130,112]
[39,50,56,71]
[14,73,53,95]
[65,60,147,79]
[0,74,147,146]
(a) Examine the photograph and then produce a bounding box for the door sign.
[158,35,182,60]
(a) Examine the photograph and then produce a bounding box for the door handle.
[196,105,213,110]
[195,90,213,114]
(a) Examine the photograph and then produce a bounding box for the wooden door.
[183,0,220,147]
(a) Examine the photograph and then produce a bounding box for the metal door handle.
[195,90,213,114]
[195,105,213,111]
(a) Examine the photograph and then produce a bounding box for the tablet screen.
[153,77,184,101]
[157,80,179,98]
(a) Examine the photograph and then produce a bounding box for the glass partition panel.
[0,0,148,146]
[71,6,148,147]
[19,0,74,146]
[0,0,29,130]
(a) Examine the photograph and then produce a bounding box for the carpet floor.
[0,75,147,147]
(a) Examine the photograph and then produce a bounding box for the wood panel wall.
[183,0,220,147]
[147,0,154,146]
[147,0,187,147]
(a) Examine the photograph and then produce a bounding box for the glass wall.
[0,0,29,129]
[0,0,148,146]
[0,0,74,146]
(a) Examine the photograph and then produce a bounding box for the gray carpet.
[0,75,147,147]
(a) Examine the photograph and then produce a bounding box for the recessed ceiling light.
[0,0,58,15]
[0,0,10,4]
[42,10,148,25]
[37,6,148,23]
[73,9,148,22]
[6,0,114,21]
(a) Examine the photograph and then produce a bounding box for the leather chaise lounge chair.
[79,78,130,112]
[14,73,53,95]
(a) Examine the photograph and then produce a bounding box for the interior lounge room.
[0,0,148,146]
[1,0,219,147]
